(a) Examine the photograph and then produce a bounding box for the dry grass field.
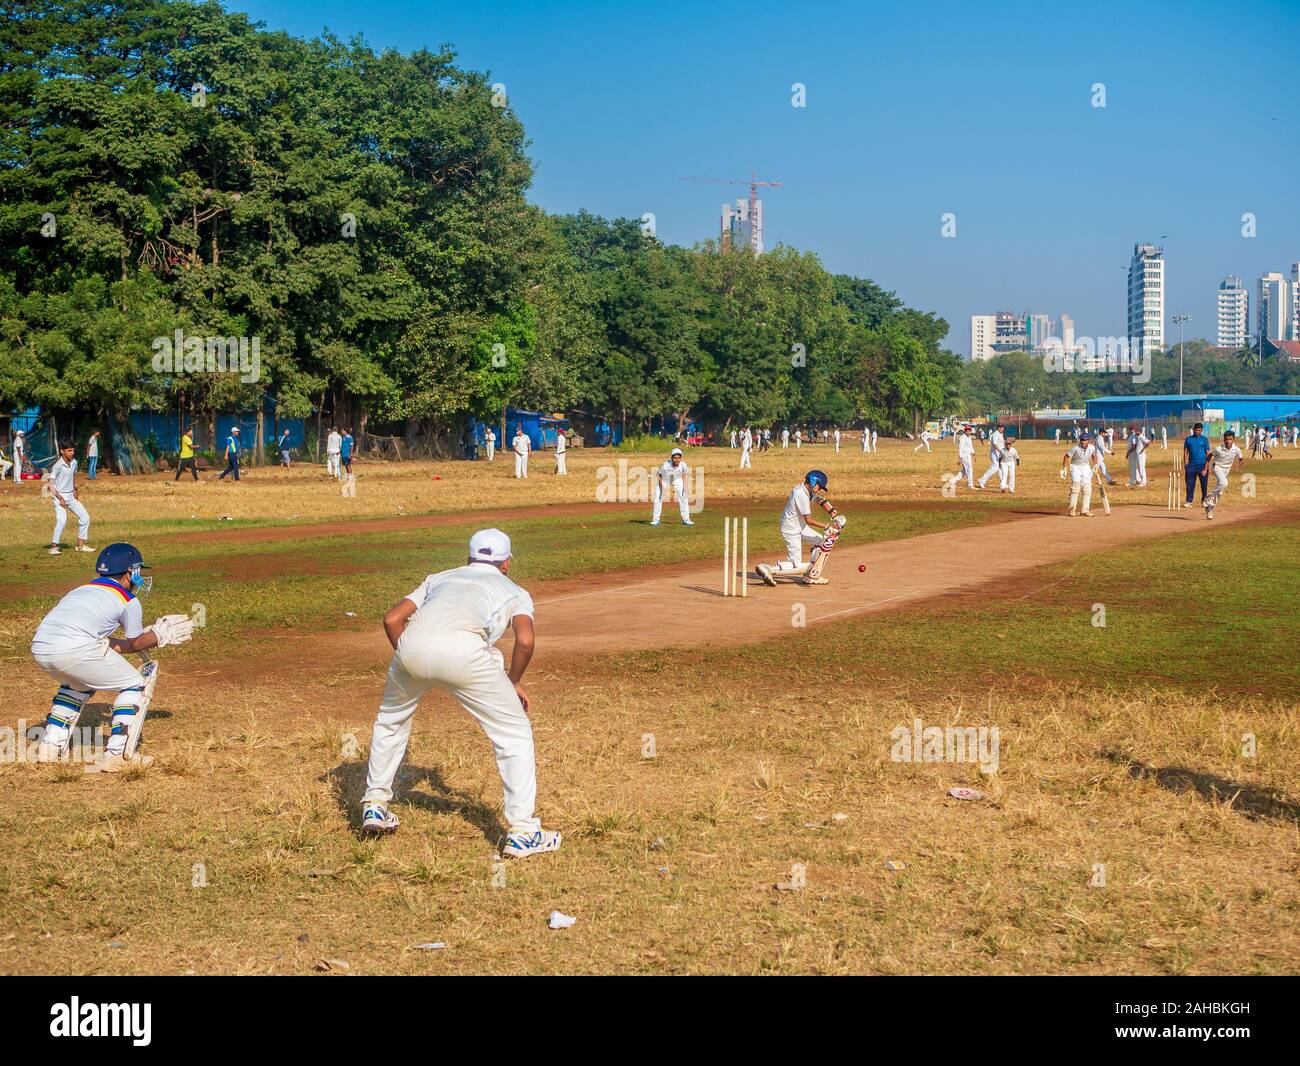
[1,437,1297,974]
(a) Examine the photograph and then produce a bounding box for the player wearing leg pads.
[755,470,841,586]
[29,543,192,771]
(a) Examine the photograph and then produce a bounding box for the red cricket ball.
[858,564,866,572]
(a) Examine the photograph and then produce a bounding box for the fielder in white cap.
[650,448,694,526]
[360,528,560,859]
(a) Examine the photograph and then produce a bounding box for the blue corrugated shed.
[1085,395,1300,423]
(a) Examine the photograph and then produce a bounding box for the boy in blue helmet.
[29,543,193,771]
[755,470,843,586]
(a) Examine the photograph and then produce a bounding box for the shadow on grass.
[325,760,506,847]
[1102,750,1299,824]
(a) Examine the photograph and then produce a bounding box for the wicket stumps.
[723,516,748,597]
[1166,451,1185,510]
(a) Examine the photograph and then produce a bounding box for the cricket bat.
[1094,470,1111,515]
[804,494,847,582]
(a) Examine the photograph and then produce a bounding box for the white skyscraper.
[1060,314,1075,351]
[1216,276,1248,349]
[1257,272,1292,342]
[970,314,996,362]
[1127,243,1165,355]
[1292,262,1300,339]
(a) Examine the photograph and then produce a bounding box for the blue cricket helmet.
[96,543,149,576]
[806,469,828,492]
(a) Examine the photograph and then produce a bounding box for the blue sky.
[237,0,1298,355]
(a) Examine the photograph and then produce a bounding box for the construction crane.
[680,170,783,252]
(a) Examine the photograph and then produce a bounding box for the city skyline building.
[1216,276,1248,349]
[1127,243,1165,356]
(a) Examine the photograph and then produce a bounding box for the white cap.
[670,448,683,457]
[468,527,512,563]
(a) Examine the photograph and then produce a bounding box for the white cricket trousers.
[34,641,145,752]
[514,452,528,478]
[978,456,999,486]
[652,478,690,522]
[773,526,822,573]
[739,448,751,469]
[327,451,340,478]
[52,498,90,543]
[555,451,567,475]
[958,455,974,488]
[1069,466,1093,513]
[486,442,495,461]
[1000,461,1015,491]
[1136,451,1148,485]
[364,630,540,834]
[1205,467,1231,507]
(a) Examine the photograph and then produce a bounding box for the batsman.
[755,469,847,587]
[30,543,193,771]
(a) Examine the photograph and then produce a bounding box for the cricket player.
[360,529,560,860]
[340,428,354,475]
[1093,429,1117,485]
[977,423,1006,489]
[30,543,192,771]
[955,426,975,489]
[651,448,694,525]
[755,470,835,585]
[326,426,342,478]
[86,431,100,479]
[871,428,878,452]
[1063,431,1099,516]
[13,430,25,482]
[0,443,11,480]
[512,425,530,479]
[999,435,1020,493]
[739,428,753,469]
[278,429,291,467]
[485,426,496,462]
[833,428,841,454]
[1125,424,1149,486]
[1160,425,1168,450]
[48,440,92,556]
[913,429,934,453]
[217,426,241,481]
[1203,431,1244,520]
[782,427,790,448]
[554,430,568,475]
[794,429,802,449]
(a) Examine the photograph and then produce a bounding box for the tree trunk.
[255,405,265,466]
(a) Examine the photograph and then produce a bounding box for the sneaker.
[756,563,778,587]
[361,803,400,834]
[649,519,659,527]
[1081,511,1095,517]
[99,752,153,773]
[681,519,694,525]
[803,576,830,585]
[48,546,61,556]
[1206,505,1215,520]
[502,829,562,860]
[74,544,94,553]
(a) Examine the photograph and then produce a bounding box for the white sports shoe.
[361,803,400,834]
[48,546,61,556]
[99,752,153,773]
[681,519,694,525]
[756,563,777,587]
[649,519,660,527]
[74,544,94,553]
[502,829,562,860]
